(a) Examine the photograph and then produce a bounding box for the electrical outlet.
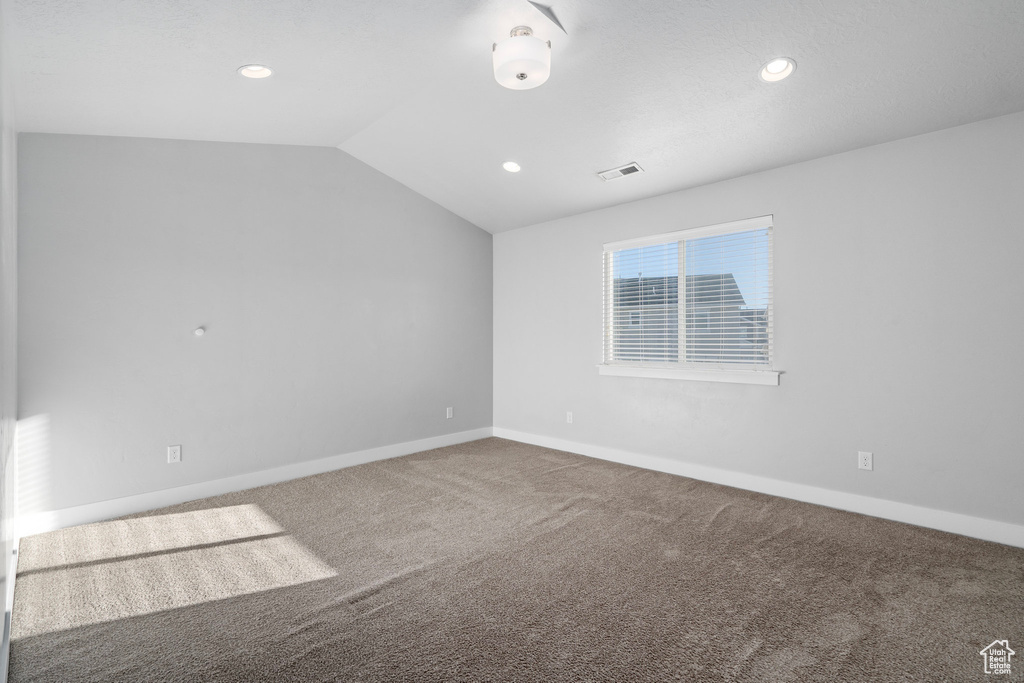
[566,411,573,424]
[858,451,872,471]
[446,407,453,419]
[168,445,181,464]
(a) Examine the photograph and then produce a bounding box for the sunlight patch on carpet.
[13,504,336,638]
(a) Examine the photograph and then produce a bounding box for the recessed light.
[238,64,273,79]
[502,161,521,173]
[759,57,795,82]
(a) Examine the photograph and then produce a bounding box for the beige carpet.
[9,438,1024,682]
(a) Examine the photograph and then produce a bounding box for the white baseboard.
[17,427,494,538]
[493,428,1024,549]
[0,539,17,683]
[18,426,1023,550]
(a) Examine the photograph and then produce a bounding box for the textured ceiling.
[7,0,1024,232]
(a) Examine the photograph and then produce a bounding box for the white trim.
[603,214,773,251]
[492,428,1024,549]
[18,424,1023,550]
[0,540,16,683]
[16,428,494,538]
[598,364,780,385]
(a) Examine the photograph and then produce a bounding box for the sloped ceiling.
[8,0,1024,232]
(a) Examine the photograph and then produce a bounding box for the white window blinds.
[603,216,774,371]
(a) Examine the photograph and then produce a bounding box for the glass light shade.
[493,34,551,90]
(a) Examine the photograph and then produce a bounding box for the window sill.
[597,364,780,386]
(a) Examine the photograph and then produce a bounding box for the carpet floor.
[9,438,1024,682]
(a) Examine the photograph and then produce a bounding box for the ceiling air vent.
[598,162,644,181]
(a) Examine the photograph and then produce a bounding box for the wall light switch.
[446,407,453,419]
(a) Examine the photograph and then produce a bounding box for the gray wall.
[18,133,492,512]
[494,111,1024,525]
[1,0,17,669]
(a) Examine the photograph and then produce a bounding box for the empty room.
[0,0,1022,681]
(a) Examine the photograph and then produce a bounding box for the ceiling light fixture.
[502,161,521,173]
[759,57,795,82]
[238,64,273,79]
[493,26,551,90]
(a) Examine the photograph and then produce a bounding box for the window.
[600,215,778,385]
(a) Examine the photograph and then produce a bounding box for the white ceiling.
[7,0,1024,233]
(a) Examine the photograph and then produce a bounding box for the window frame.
[599,215,779,386]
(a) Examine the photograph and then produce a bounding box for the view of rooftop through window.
[608,228,771,365]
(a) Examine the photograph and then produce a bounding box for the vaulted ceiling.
[7,0,1024,232]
